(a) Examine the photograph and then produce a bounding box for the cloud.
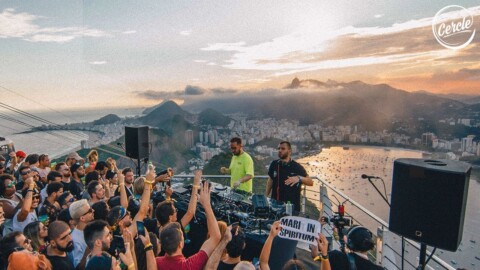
[180,30,191,36]
[122,30,137,34]
[200,6,480,77]
[374,14,384,18]
[431,68,480,81]
[206,62,217,66]
[194,59,207,63]
[135,85,206,100]
[210,88,238,95]
[185,85,206,95]
[0,8,110,43]
[89,61,107,65]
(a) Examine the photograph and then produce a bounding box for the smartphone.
[137,221,146,236]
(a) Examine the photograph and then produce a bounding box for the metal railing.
[172,174,455,270]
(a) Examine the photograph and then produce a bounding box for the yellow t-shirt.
[229,151,254,192]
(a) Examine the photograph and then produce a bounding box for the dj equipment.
[252,194,270,217]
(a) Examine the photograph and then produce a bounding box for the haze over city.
[0,0,479,110]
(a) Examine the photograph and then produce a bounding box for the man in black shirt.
[45,220,75,270]
[265,141,313,212]
[327,226,384,270]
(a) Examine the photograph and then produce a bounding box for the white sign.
[432,5,476,50]
[278,216,321,245]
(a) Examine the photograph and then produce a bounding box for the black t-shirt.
[217,261,237,270]
[267,159,307,211]
[328,250,384,270]
[114,184,134,198]
[45,254,75,270]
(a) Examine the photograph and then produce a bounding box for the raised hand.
[269,221,282,237]
[198,181,211,208]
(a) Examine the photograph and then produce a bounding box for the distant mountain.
[285,77,329,89]
[93,114,121,125]
[198,108,231,126]
[183,78,473,131]
[140,100,192,127]
[142,100,169,115]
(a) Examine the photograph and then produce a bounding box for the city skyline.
[0,1,479,111]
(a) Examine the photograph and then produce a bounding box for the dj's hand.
[220,167,228,174]
[285,176,300,186]
[233,180,241,188]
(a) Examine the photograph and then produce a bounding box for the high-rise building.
[421,133,434,147]
[199,131,204,144]
[185,130,194,148]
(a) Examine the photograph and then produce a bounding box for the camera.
[323,215,351,229]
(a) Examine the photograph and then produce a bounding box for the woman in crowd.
[23,221,48,253]
[84,149,98,174]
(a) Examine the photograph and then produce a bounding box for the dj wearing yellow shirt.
[220,137,254,193]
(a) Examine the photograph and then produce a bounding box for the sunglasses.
[32,195,40,200]
[82,208,93,216]
[20,170,31,175]
[6,181,17,188]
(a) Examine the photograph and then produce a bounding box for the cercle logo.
[432,5,476,49]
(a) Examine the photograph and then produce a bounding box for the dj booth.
[170,181,296,263]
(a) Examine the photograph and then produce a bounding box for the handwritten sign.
[278,216,321,245]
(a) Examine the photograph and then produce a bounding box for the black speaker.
[125,126,149,159]
[389,158,471,251]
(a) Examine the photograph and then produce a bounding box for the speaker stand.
[417,243,427,270]
[136,157,141,177]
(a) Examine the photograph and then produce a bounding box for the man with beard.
[70,163,86,199]
[106,206,132,235]
[56,162,73,193]
[220,137,254,193]
[265,141,313,212]
[69,199,95,269]
[13,180,39,232]
[87,180,108,205]
[84,220,134,270]
[115,167,134,198]
[39,182,63,224]
[37,154,51,183]
[45,220,75,270]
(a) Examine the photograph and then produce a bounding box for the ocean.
[299,146,480,269]
[1,107,145,157]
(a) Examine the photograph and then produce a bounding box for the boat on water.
[343,146,350,150]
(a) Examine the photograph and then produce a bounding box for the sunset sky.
[0,0,479,110]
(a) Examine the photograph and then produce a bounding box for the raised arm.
[198,180,221,256]
[317,233,331,270]
[118,172,128,209]
[259,221,281,270]
[129,170,153,235]
[139,229,157,270]
[204,226,233,270]
[17,179,34,222]
[180,170,201,228]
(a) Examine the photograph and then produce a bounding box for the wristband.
[144,180,154,185]
[127,263,135,270]
[321,254,329,260]
[27,189,34,193]
[297,176,302,186]
[144,245,154,252]
[313,256,321,262]
[192,185,200,189]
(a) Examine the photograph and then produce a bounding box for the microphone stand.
[365,177,390,207]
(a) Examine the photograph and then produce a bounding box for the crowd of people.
[0,139,383,270]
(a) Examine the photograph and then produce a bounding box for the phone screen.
[137,221,145,236]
